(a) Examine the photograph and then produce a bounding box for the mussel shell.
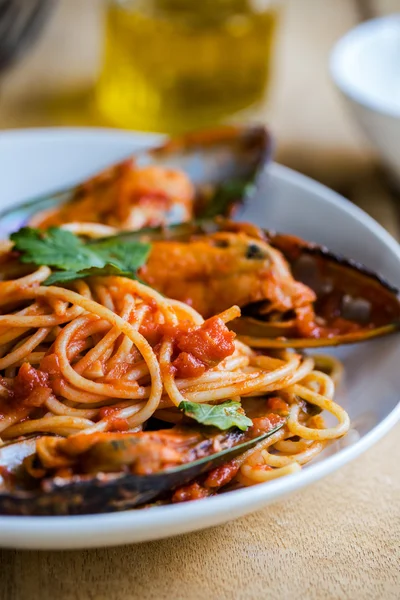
[252,235,400,347]
[0,425,282,516]
[231,316,400,348]
[0,125,271,238]
[105,221,400,348]
[138,126,272,219]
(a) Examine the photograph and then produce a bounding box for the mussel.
[235,230,400,347]
[0,424,283,515]
[0,125,271,239]
[106,220,400,348]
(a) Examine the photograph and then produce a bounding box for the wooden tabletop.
[0,1,399,598]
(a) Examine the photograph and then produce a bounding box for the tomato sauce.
[10,364,51,409]
[172,481,211,503]
[266,397,289,413]
[174,316,235,366]
[251,413,285,436]
[98,406,130,432]
[204,459,240,488]
[172,352,206,379]
[0,364,52,422]
[40,353,61,377]
[161,316,236,379]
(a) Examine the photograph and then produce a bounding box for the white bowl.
[330,15,400,185]
[0,128,399,550]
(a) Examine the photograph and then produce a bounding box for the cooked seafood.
[139,228,315,318]
[0,227,349,515]
[0,125,270,238]
[114,221,400,347]
[32,164,196,232]
[0,422,283,515]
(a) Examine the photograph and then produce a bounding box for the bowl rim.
[330,14,400,119]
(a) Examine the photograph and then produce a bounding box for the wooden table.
[0,1,399,598]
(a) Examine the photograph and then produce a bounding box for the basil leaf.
[179,400,253,431]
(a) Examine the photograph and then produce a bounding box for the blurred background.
[0,0,399,234]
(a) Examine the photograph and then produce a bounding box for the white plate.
[0,128,399,550]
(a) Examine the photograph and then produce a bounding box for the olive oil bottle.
[96,0,279,133]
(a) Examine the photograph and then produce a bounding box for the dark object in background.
[353,0,375,21]
[0,0,54,71]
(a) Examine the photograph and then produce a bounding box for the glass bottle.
[96,0,280,133]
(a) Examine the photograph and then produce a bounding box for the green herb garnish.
[198,179,254,219]
[10,227,151,285]
[179,400,253,431]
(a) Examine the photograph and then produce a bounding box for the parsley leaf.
[179,400,253,431]
[10,227,104,271]
[90,239,150,273]
[43,264,132,286]
[10,227,151,286]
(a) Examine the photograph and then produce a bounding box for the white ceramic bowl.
[330,15,400,185]
[0,128,399,550]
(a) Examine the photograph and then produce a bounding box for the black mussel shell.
[0,424,282,516]
[234,232,400,347]
[0,125,271,238]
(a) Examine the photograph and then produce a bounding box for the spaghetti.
[0,246,350,505]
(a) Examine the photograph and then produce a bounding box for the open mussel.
[0,125,271,239]
[235,230,400,347]
[108,220,400,348]
[0,424,282,516]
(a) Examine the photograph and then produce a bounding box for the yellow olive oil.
[96,0,279,133]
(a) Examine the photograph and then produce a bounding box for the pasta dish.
[0,247,347,513]
[0,127,398,515]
